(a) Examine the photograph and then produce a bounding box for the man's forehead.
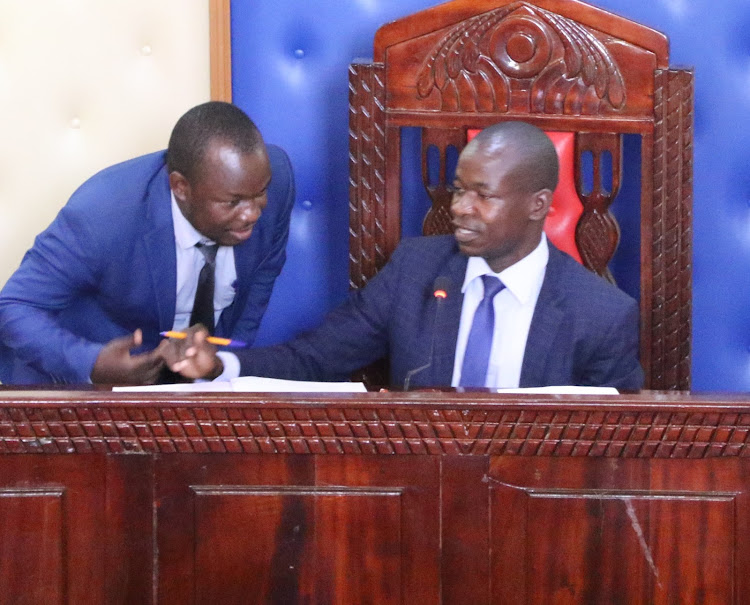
[457,144,515,173]
[196,143,268,178]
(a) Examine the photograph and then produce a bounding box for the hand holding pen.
[161,326,226,380]
[160,330,246,348]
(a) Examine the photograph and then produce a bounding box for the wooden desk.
[1,390,747,604]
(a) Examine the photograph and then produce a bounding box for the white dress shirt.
[451,235,549,388]
[171,193,237,331]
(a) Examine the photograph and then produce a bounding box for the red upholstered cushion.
[466,130,583,263]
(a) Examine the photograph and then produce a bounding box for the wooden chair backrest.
[348,0,693,390]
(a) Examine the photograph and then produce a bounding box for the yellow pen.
[160,331,247,348]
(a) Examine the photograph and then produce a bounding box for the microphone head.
[432,276,451,300]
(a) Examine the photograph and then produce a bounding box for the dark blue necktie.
[459,275,505,387]
[190,243,218,334]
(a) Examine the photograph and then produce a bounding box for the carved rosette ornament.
[416,2,626,114]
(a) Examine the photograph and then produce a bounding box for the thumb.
[109,329,141,352]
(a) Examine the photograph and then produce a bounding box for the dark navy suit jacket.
[234,235,644,390]
[0,145,295,384]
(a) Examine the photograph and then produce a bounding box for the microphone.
[403,276,451,391]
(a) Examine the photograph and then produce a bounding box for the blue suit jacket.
[234,235,644,390]
[0,145,295,383]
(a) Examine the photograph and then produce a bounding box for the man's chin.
[454,235,482,257]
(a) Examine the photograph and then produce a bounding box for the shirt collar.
[171,191,215,250]
[462,234,549,305]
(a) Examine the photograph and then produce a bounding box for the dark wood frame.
[348,0,693,391]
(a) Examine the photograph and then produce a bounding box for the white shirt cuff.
[213,351,241,381]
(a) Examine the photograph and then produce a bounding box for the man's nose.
[238,200,262,222]
[450,191,475,216]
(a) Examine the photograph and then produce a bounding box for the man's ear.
[529,189,553,222]
[168,171,190,203]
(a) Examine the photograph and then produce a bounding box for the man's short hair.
[166,101,263,182]
[472,121,559,194]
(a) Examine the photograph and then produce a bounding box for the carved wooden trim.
[349,63,387,287]
[415,2,625,115]
[651,68,693,391]
[2,399,749,458]
[209,0,232,102]
[574,132,622,281]
[421,129,466,236]
[375,0,669,67]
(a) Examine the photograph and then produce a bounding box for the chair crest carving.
[416,2,626,115]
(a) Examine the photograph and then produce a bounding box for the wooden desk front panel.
[1,392,749,604]
[156,454,440,604]
[441,455,745,605]
[488,457,745,604]
[0,455,152,605]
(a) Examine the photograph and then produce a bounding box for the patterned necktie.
[189,243,219,334]
[459,275,505,387]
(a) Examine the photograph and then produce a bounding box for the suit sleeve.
[0,203,107,382]
[579,297,645,390]
[227,146,295,345]
[234,242,409,381]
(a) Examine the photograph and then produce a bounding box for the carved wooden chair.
[348,0,692,390]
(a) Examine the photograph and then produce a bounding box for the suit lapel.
[428,251,467,385]
[143,167,177,331]
[520,246,566,387]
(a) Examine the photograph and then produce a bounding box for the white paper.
[491,385,618,395]
[229,376,367,393]
[113,376,367,393]
[112,381,234,392]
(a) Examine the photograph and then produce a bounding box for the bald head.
[450,121,559,273]
[466,121,559,195]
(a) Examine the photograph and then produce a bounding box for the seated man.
[168,121,643,390]
[0,101,295,385]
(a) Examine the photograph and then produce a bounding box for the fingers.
[167,341,203,373]
[106,330,141,352]
[91,330,155,384]
[125,334,168,383]
[166,329,219,379]
[129,346,166,373]
[159,338,181,369]
[170,358,189,373]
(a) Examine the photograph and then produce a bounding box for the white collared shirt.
[451,235,549,388]
[171,193,237,331]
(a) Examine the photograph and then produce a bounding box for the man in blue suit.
[168,121,643,390]
[0,101,295,384]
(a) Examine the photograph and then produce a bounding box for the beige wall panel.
[0,0,211,285]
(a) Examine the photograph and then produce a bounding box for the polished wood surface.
[348,0,693,390]
[1,389,749,604]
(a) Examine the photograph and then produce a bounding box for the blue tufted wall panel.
[232,0,750,392]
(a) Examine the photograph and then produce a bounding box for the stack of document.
[491,385,618,395]
[113,376,368,393]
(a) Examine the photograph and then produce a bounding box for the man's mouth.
[229,223,256,241]
[453,223,480,243]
